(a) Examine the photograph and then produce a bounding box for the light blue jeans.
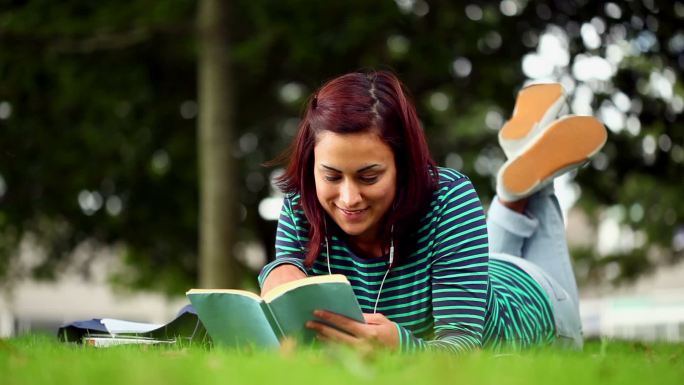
[487,185,583,349]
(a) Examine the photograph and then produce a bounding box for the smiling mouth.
[338,207,368,215]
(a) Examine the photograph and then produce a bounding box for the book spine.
[260,301,285,340]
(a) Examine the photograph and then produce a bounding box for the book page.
[262,274,349,303]
[185,289,262,301]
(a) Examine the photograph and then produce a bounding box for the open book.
[186,274,364,348]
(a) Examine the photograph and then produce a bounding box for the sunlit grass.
[2,335,683,385]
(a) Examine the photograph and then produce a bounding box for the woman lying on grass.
[259,71,607,352]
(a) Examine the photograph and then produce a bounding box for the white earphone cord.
[373,230,393,314]
[326,226,394,314]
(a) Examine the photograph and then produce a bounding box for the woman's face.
[313,130,397,246]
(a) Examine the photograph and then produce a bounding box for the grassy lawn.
[2,335,683,385]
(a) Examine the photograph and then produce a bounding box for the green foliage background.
[0,0,682,292]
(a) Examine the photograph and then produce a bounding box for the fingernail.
[313,310,323,317]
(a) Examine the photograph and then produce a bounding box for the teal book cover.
[186,274,364,348]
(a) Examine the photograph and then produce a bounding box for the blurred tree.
[0,0,682,293]
[197,0,239,288]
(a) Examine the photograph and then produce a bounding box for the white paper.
[100,318,163,334]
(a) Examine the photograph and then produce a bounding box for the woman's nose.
[339,181,362,208]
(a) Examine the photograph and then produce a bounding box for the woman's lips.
[337,207,368,221]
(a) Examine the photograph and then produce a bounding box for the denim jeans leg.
[487,186,579,306]
[487,187,583,348]
[487,197,539,258]
[522,185,580,307]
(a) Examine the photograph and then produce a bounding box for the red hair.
[275,71,438,268]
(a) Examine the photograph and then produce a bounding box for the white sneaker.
[497,115,608,202]
[499,83,567,159]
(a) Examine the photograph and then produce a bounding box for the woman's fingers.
[313,310,369,337]
[306,320,360,345]
[307,310,398,350]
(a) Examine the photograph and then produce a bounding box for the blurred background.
[1,0,683,342]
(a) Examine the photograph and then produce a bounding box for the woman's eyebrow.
[356,164,380,173]
[320,164,381,173]
[320,165,342,173]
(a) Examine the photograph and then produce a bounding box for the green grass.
[2,335,683,385]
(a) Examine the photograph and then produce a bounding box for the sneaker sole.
[498,115,607,200]
[499,83,567,158]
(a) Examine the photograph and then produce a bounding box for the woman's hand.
[260,264,306,296]
[306,310,399,351]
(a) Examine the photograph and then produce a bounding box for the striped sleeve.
[398,177,490,353]
[258,196,309,288]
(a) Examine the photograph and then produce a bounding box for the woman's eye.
[324,175,341,182]
[359,176,378,184]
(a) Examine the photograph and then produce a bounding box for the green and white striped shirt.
[259,168,555,352]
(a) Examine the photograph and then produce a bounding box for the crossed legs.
[483,83,608,349]
[487,186,579,306]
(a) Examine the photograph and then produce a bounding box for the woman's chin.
[339,225,363,236]
[335,222,369,237]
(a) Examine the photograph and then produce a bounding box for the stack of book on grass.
[57,304,208,347]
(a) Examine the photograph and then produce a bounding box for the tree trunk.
[197,0,237,288]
